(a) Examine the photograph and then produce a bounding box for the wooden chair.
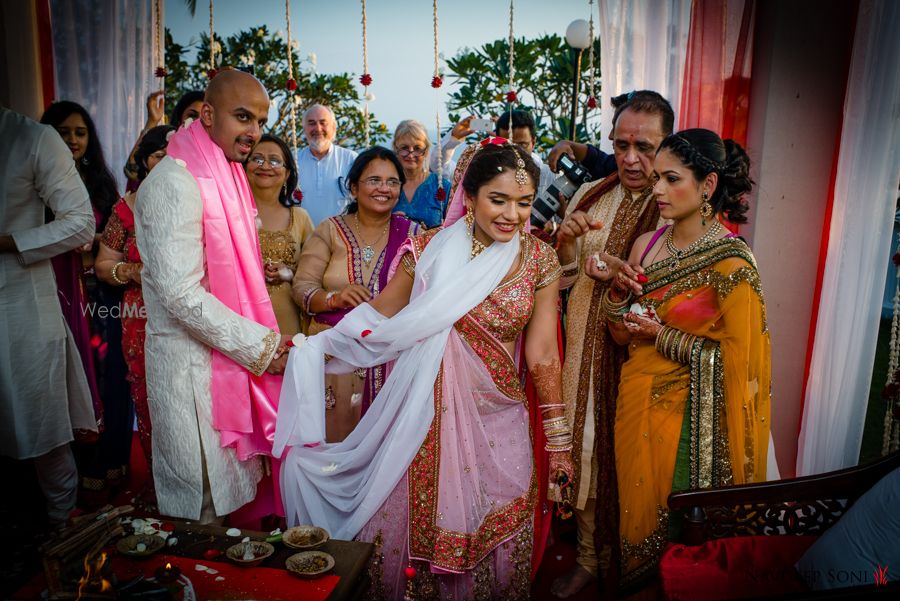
[664,452,900,599]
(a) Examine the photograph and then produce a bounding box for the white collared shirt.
[296,144,359,226]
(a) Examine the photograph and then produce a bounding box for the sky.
[165,0,594,138]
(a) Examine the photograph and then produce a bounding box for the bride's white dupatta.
[274,217,520,540]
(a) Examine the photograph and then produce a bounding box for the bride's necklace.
[353,213,389,266]
[665,220,723,268]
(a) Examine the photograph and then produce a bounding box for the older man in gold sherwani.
[551,92,673,598]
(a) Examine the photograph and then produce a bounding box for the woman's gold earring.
[700,191,713,226]
[464,205,475,233]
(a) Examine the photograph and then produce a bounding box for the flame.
[165,562,172,570]
[76,550,113,599]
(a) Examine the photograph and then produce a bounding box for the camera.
[531,154,594,228]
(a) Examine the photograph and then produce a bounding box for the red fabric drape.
[678,0,756,232]
[35,0,55,109]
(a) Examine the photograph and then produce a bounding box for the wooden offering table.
[142,519,373,601]
[13,517,372,601]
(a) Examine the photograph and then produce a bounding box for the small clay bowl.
[226,541,274,567]
[282,525,329,550]
[286,551,335,579]
[116,533,165,558]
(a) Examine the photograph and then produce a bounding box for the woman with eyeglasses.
[390,119,451,229]
[94,124,175,511]
[245,134,314,339]
[292,147,419,441]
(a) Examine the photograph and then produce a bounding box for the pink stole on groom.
[165,121,281,462]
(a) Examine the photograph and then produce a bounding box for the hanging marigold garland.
[207,0,218,79]
[586,0,598,144]
[882,238,900,455]
[360,0,371,148]
[154,0,166,78]
[432,0,445,202]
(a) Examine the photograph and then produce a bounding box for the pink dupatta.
[165,121,281,461]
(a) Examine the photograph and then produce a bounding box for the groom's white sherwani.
[135,157,279,520]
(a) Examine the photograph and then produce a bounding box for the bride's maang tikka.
[511,148,528,186]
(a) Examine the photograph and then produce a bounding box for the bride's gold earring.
[466,204,486,259]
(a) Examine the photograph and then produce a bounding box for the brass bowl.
[116,534,165,558]
[225,541,274,567]
[282,525,329,550]
[286,551,335,579]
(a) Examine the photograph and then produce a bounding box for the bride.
[275,139,573,599]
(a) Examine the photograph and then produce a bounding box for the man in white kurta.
[0,106,97,525]
[134,71,287,522]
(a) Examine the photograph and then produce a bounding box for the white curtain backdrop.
[797,0,900,476]
[49,0,159,193]
[596,0,692,152]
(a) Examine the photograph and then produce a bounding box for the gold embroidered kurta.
[561,180,662,509]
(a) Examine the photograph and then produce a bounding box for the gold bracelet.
[601,288,632,323]
[656,325,699,364]
[111,261,128,285]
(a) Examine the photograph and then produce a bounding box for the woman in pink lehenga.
[275,140,574,600]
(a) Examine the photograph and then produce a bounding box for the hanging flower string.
[506,0,516,109]
[207,0,217,79]
[432,0,445,202]
[154,0,166,77]
[360,0,371,147]
[586,0,597,143]
[882,235,900,455]
[284,0,299,156]
[284,0,302,203]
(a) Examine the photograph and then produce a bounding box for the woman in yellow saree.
[599,128,771,589]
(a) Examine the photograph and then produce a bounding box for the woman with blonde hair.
[391,119,451,229]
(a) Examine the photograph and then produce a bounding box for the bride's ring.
[596,260,608,271]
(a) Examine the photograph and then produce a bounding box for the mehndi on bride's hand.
[549,450,574,485]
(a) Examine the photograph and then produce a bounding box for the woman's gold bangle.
[111,261,128,285]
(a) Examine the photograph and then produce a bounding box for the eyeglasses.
[362,177,402,189]
[396,146,427,158]
[249,156,285,169]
